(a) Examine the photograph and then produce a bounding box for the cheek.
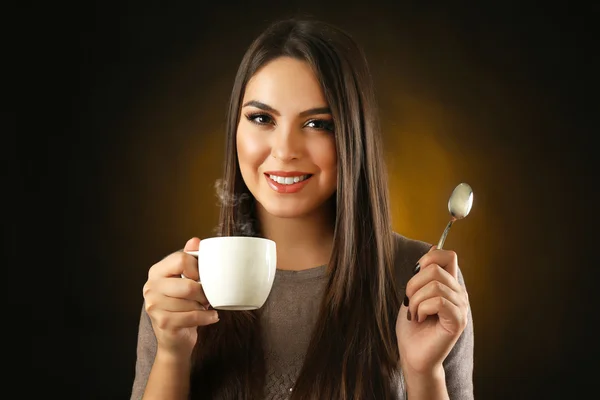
[236,127,269,169]
[311,138,337,173]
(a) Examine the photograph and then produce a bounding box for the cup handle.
[181,250,201,282]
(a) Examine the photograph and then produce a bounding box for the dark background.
[14,1,597,399]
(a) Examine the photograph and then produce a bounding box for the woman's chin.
[262,205,312,219]
[255,193,336,220]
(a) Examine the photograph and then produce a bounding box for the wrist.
[402,364,448,400]
[155,347,193,368]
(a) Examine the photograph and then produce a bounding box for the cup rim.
[200,236,276,245]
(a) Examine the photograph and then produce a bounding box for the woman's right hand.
[142,237,220,359]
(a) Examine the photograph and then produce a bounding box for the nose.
[270,123,303,161]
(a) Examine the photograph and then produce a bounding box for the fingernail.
[412,262,421,275]
[407,309,411,321]
[403,295,409,307]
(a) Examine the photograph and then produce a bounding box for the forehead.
[243,57,328,112]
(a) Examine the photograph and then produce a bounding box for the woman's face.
[237,56,337,219]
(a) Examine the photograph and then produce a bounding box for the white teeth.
[269,174,309,185]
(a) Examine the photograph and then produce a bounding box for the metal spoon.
[436,182,474,249]
[402,182,474,321]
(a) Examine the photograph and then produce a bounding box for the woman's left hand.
[396,246,470,375]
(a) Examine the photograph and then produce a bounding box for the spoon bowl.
[448,182,474,220]
[437,182,474,249]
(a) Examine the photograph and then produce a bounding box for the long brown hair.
[190,18,400,399]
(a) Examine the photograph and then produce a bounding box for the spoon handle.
[437,219,455,250]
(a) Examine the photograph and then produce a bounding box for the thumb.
[180,237,201,282]
[184,237,200,252]
[412,244,437,275]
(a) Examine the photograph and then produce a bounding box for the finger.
[417,247,459,278]
[405,263,462,299]
[154,278,209,305]
[145,294,207,313]
[149,251,199,280]
[180,254,200,282]
[181,238,201,281]
[408,280,462,322]
[408,245,436,276]
[402,245,436,308]
[414,296,467,335]
[183,237,200,252]
[150,309,219,330]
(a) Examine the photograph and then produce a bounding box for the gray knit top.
[131,233,474,399]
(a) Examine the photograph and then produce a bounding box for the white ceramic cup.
[185,236,277,310]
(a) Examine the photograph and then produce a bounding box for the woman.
[132,18,474,400]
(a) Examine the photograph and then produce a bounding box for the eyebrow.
[242,100,331,117]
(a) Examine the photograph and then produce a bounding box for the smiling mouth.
[267,174,312,185]
[264,173,313,194]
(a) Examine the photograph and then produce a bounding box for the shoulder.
[392,231,432,265]
[391,232,432,295]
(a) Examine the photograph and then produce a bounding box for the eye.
[245,113,274,125]
[305,119,335,132]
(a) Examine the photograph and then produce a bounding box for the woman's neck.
[256,202,334,271]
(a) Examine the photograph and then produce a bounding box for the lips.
[264,172,313,194]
